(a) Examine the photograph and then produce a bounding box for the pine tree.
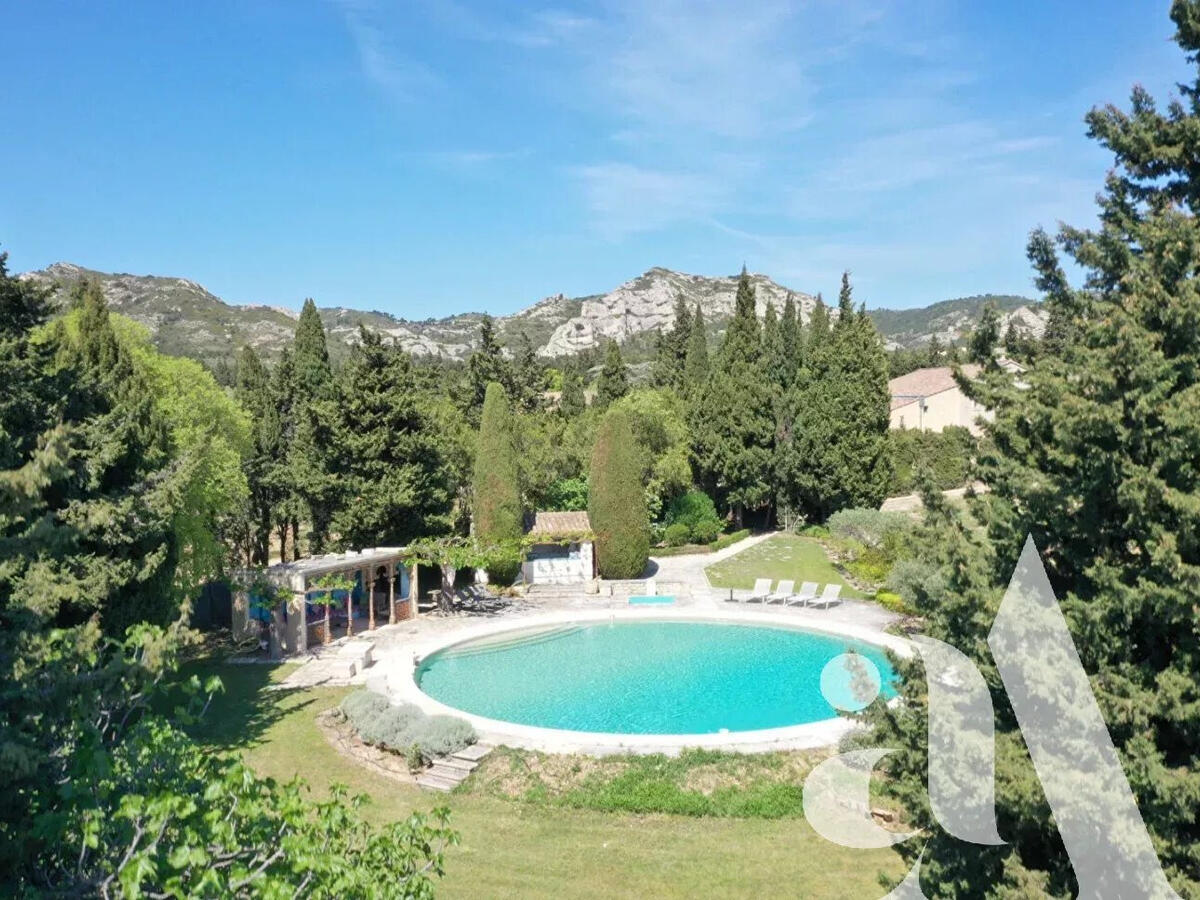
[872,7,1200,894]
[594,339,629,409]
[651,293,692,391]
[927,334,944,366]
[683,302,709,397]
[328,328,452,548]
[968,299,1001,364]
[588,407,649,579]
[2,274,182,635]
[691,269,772,525]
[472,381,523,545]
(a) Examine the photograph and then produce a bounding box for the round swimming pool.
[414,620,898,735]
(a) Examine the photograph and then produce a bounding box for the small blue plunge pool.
[415,620,898,735]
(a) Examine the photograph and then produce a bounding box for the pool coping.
[379,607,913,756]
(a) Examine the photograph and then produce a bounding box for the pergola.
[233,547,420,658]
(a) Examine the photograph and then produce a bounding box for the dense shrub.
[826,508,912,549]
[888,426,976,495]
[545,477,588,511]
[481,540,522,587]
[690,517,722,544]
[588,408,650,578]
[886,557,946,609]
[356,703,427,748]
[664,523,691,547]
[873,590,914,615]
[665,490,723,542]
[340,689,390,723]
[711,528,750,551]
[402,715,477,762]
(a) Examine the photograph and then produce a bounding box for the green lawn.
[704,534,867,599]
[184,659,902,898]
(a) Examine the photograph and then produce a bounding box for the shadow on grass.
[173,655,321,753]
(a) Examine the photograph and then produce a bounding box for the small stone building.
[522,511,595,586]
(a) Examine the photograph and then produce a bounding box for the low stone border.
[372,608,913,756]
[316,709,417,786]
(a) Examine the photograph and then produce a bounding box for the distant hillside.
[868,294,1045,350]
[20,263,1044,367]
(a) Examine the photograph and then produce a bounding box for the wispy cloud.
[571,163,731,240]
[332,0,440,103]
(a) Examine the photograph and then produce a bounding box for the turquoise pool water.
[415,621,898,734]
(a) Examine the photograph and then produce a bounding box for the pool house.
[522,511,595,586]
[233,547,419,658]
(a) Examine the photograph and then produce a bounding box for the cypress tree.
[328,328,453,548]
[559,359,586,417]
[464,315,512,424]
[288,299,336,553]
[588,407,649,579]
[807,292,831,348]
[511,332,542,413]
[594,339,629,410]
[762,300,786,392]
[235,346,277,564]
[777,275,891,520]
[683,302,709,397]
[472,381,523,545]
[779,292,801,388]
[691,269,772,525]
[270,347,301,560]
[292,298,332,401]
[651,293,692,391]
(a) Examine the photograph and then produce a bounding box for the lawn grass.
[704,534,867,598]
[183,659,903,898]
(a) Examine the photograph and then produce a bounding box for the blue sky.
[1,1,1190,317]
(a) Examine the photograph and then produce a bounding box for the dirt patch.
[316,709,418,785]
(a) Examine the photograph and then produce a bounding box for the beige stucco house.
[888,359,1025,435]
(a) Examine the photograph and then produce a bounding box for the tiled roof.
[528,510,591,536]
[887,365,980,411]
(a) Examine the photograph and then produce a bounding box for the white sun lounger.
[808,583,843,609]
[786,581,819,606]
[744,578,773,603]
[765,579,795,604]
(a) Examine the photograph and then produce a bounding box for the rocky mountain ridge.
[20,262,1045,367]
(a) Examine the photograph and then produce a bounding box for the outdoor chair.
[808,583,843,609]
[765,579,795,604]
[745,578,773,603]
[786,582,819,607]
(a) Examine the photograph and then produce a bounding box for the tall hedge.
[588,407,650,578]
[472,382,522,545]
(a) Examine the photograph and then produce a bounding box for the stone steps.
[416,743,492,792]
